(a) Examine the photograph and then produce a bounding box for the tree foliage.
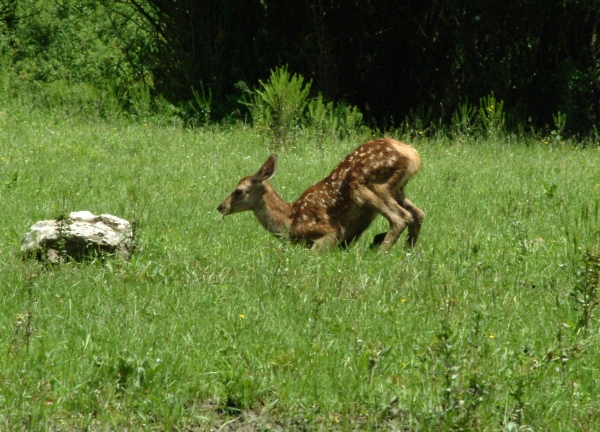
[106,0,598,134]
[1,0,599,134]
[0,0,153,116]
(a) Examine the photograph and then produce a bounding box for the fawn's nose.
[217,203,225,214]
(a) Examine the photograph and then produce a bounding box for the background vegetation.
[1,0,599,135]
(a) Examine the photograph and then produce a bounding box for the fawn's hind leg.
[391,189,424,248]
[370,200,423,249]
[355,186,413,252]
[400,198,424,247]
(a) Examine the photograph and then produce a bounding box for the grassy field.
[1,108,599,430]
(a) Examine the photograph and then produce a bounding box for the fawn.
[217,138,424,251]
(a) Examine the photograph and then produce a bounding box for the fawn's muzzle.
[217,203,228,216]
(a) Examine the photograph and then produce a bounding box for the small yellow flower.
[401,298,407,303]
[239,314,245,319]
[489,334,495,339]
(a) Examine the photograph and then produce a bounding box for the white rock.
[21,211,135,263]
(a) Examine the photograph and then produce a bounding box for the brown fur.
[217,138,424,251]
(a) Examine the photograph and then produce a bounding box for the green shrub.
[550,111,567,144]
[241,65,311,146]
[478,92,506,138]
[240,66,369,145]
[306,94,367,140]
[451,101,479,139]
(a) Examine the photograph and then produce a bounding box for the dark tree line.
[109,0,599,133]
[3,0,598,134]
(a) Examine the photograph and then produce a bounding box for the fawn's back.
[289,138,421,247]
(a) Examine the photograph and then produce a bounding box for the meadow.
[1,106,599,430]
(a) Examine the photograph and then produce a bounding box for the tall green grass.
[1,108,599,430]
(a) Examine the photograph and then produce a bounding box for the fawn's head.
[217,154,278,217]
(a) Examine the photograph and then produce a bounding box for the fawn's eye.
[233,189,244,197]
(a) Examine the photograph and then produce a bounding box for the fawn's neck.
[253,182,293,236]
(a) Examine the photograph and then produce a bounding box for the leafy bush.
[550,111,567,144]
[451,101,479,139]
[306,94,367,140]
[478,92,506,138]
[241,66,311,145]
[241,66,368,145]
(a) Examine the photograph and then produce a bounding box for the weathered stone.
[21,211,135,263]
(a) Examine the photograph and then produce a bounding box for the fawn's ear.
[252,154,278,182]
